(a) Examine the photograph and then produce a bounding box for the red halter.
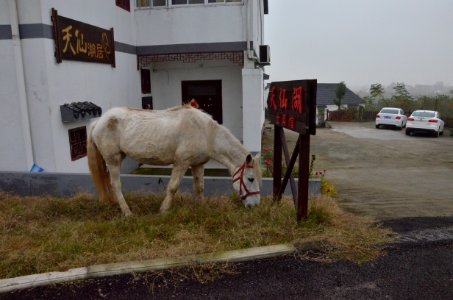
[232,162,260,201]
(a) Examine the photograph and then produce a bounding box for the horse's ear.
[254,153,261,161]
[246,153,253,165]
[189,99,199,108]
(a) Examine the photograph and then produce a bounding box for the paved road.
[310,122,453,219]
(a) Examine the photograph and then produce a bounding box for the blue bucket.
[30,164,44,173]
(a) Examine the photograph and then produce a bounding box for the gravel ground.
[313,122,453,219]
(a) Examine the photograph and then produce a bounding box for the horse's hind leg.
[160,164,188,213]
[107,156,132,217]
[192,164,204,202]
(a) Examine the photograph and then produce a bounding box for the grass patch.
[0,192,394,279]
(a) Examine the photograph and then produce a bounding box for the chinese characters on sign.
[266,80,317,135]
[51,8,115,67]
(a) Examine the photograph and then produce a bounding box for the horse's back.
[91,106,217,165]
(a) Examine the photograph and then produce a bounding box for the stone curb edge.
[0,244,296,293]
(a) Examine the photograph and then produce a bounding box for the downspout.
[246,0,260,63]
[9,0,35,170]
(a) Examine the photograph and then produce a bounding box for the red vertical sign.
[266,80,317,221]
[266,80,317,135]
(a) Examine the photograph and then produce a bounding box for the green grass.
[0,192,393,279]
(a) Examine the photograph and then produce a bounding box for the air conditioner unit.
[259,45,270,65]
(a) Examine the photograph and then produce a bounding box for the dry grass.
[0,192,394,279]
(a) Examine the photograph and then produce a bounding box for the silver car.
[375,107,407,130]
[405,110,445,137]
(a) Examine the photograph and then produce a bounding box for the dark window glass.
[137,0,150,7]
[116,0,131,11]
[68,126,87,161]
[141,69,151,94]
[153,0,166,6]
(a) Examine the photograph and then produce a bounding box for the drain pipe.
[246,0,260,63]
[9,0,34,170]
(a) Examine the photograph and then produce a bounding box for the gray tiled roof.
[316,83,363,107]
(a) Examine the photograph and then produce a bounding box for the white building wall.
[0,0,30,171]
[0,0,267,173]
[135,3,244,45]
[11,0,141,173]
[248,0,264,55]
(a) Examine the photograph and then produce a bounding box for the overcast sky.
[264,0,453,90]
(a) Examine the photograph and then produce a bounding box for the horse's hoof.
[159,208,169,214]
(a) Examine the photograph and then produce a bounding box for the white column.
[9,0,34,170]
[242,68,264,153]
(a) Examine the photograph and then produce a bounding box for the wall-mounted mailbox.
[60,102,102,123]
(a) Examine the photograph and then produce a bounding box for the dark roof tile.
[316,83,363,107]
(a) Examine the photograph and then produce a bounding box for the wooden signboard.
[266,80,317,221]
[51,8,115,67]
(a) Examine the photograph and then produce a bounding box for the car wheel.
[405,130,410,136]
[375,124,380,129]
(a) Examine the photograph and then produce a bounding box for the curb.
[394,226,453,244]
[0,244,295,293]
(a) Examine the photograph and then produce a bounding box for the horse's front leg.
[106,156,132,217]
[160,164,188,213]
[192,164,204,202]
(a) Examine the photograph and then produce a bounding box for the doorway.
[181,80,223,124]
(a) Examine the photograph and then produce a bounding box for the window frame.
[135,0,243,9]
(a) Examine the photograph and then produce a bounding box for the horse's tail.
[87,121,113,204]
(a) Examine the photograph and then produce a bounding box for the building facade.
[0,0,269,173]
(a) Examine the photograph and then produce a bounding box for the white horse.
[87,103,261,217]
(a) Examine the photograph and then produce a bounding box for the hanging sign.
[51,8,115,67]
[266,79,317,221]
[266,80,317,135]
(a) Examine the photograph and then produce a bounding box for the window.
[208,0,241,3]
[153,0,166,6]
[68,126,87,161]
[116,0,131,11]
[137,0,166,7]
[136,0,150,7]
[141,69,151,94]
[172,0,204,4]
[136,0,241,8]
[380,109,399,114]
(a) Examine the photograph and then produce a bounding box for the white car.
[405,110,445,137]
[375,107,407,130]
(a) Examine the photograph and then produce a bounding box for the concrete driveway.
[310,122,453,220]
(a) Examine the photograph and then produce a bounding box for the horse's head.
[232,153,262,207]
